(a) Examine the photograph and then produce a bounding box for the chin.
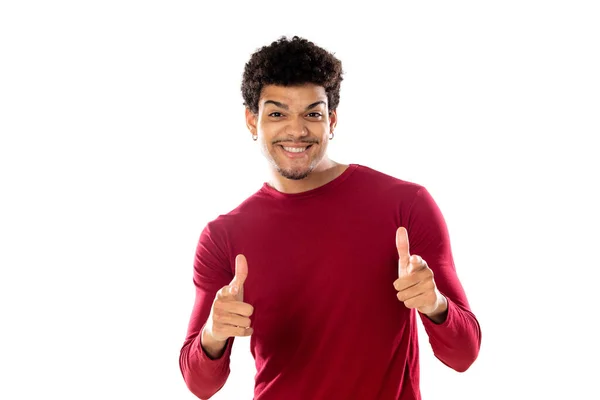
[277,165,313,180]
[266,149,322,180]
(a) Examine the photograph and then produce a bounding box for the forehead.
[259,84,328,108]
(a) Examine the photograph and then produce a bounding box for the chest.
[238,209,402,331]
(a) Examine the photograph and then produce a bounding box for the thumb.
[229,254,249,297]
[396,227,411,276]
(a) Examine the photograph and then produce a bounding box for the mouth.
[278,144,314,158]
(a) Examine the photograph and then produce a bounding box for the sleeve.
[179,221,236,399]
[406,187,482,372]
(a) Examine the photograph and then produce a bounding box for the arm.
[179,222,235,398]
[407,187,482,372]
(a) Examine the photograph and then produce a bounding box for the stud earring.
[252,134,258,141]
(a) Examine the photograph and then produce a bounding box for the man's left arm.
[394,187,481,372]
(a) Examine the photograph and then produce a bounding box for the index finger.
[229,254,249,297]
[396,227,411,276]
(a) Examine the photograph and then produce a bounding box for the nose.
[284,116,308,137]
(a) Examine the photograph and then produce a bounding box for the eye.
[269,112,283,117]
[307,112,322,118]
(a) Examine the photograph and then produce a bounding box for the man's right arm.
[179,223,235,399]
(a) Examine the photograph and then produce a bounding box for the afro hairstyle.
[241,36,344,115]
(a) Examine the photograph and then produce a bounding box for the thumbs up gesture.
[393,227,447,322]
[202,254,254,357]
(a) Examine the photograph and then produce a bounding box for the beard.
[276,164,314,180]
[262,139,321,180]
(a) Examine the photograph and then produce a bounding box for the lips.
[278,144,313,158]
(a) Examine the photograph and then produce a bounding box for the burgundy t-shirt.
[180,164,481,400]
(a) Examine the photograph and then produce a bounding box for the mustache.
[273,138,319,145]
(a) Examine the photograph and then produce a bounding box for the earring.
[252,134,258,141]
[329,131,334,140]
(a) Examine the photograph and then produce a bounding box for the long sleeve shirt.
[180,163,481,399]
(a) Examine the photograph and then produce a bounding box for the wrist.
[424,294,448,324]
[201,327,228,359]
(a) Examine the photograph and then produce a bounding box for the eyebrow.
[263,100,327,111]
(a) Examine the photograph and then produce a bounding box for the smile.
[279,144,313,158]
[282,146,309,153]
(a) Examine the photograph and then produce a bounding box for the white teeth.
[283,146,308,153]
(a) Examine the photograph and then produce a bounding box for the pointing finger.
[229,254,249,297]
[396,227,411,277]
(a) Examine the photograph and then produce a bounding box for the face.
[246,84,337,180]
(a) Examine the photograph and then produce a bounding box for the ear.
[245,107,258,137]
[329,109,338,132]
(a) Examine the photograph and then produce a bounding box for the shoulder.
[203,186,271,235]
[352,164,425,199]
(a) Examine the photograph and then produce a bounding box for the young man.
[180,36,481,400]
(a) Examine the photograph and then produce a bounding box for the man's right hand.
[201,254,254,358]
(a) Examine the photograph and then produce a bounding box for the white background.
[1,1,599,399]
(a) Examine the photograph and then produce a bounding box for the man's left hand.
[393,227,448,322]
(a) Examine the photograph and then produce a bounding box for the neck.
[267,159,347,194]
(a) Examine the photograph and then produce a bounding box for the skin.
[201,255,253,359]
[245,83,347,194]
[200,85,448,359]
[394,227,448,323]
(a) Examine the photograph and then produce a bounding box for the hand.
[393,227,447,320]
[203,254,255,346]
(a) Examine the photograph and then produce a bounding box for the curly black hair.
[241,36,344,115]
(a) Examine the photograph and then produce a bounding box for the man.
[179,35,481,400]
